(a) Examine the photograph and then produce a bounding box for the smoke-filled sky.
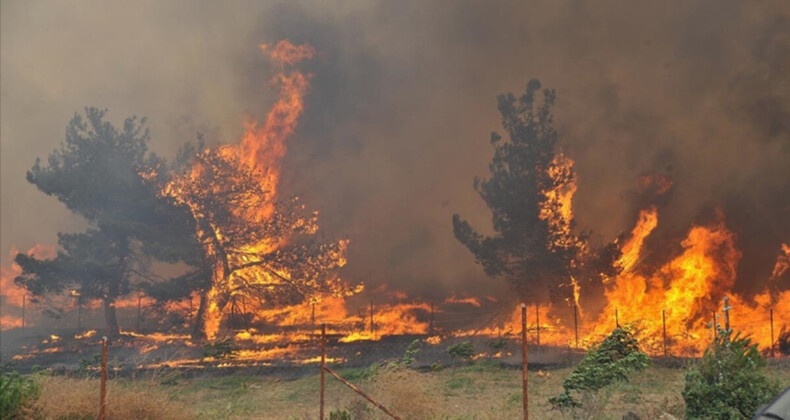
[2,0,789,299]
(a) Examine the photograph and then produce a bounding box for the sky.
[2,0,789,300]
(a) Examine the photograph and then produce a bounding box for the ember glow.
[0,245,55,330]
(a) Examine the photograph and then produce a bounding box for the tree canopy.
[453,80,613,304]
[16,108,170,336]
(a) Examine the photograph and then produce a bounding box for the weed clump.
[0,372,40,419]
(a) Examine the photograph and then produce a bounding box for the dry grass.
[17,361,790,419]
[31,375,191,420]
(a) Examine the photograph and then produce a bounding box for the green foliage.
[682,329,780,419]
[329,409,351,420]
[452,79,586,296]
[779,327,790,356]
[447,341,476,364]
[397,339,422,367]
[549,327,650,411]
[487,338,507,358]
[202,338,239,360]
[15,107,175,336]
[0,372,40,419]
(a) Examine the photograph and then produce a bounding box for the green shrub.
[397,339,421,367]
[0,372,40,419]
[202,338,239,360]
[683,329,779,419]
[329,408,351,420]
[487,338,507,359]
[447,341,475,365]
[779,327,790,356]
[549,327,650,412]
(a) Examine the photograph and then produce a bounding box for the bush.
[329,409,351,420]
[683,329,780,419]
[396,339,421,367]
[549,327,650,412]
[0,372,40,419]
[202,338,239,360]
[487,338,507,358]
[779,327,790,356]
[447,341,475,365]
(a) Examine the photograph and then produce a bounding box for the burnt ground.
[0,326,592,379]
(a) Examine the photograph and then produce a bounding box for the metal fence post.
[521,303,528,420]
[320,323,326,420]
[99,336,108,420]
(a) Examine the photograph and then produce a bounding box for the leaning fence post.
[320,323,326,420]
[662,309,667,357]
[324,367,402,420]
[521,303,528,420]
[99,336,108,420]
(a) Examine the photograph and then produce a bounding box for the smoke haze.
[2,0,789,301]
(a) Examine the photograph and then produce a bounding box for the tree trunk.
[104,234,129,338]
[103,298,120,337]
[192,289,209,341]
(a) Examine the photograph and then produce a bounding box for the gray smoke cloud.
[2,0,788,301]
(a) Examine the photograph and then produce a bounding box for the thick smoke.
[2,0,789,303]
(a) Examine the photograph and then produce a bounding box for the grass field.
[23,360,790,419]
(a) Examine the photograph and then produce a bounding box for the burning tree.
[155,148,352,340]
[15,108,168,336]
[453,79,613,305]
[148,41,357,340]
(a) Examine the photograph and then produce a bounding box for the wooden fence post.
[320,323,326,420]
[521,303,528,420]
[99,336,108,420]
